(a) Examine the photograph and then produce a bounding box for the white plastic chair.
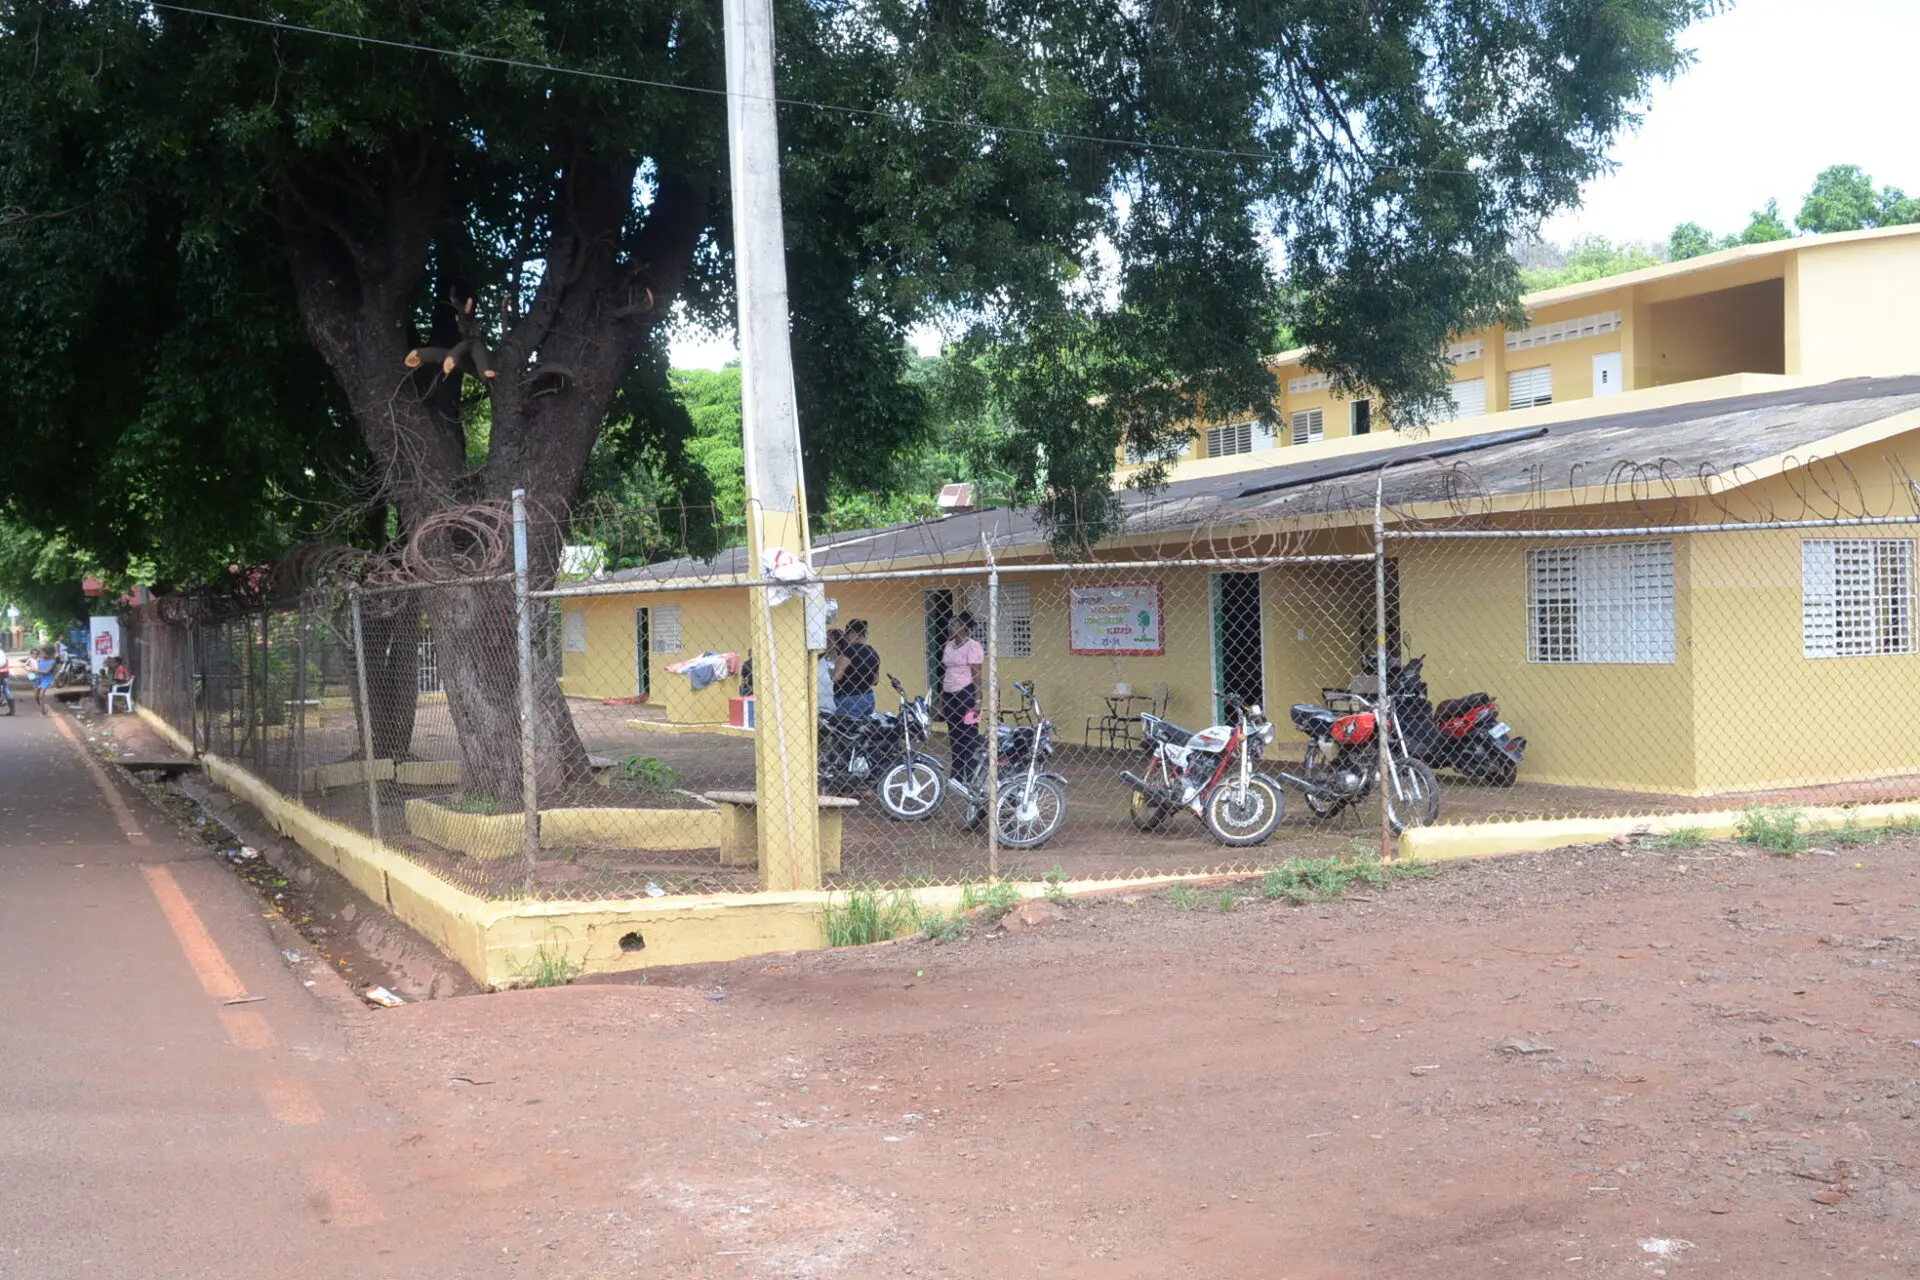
[107,671,135,714]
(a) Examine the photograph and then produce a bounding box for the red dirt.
[347,838,1920,1278]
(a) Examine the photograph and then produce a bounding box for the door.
[634,608,650,698]
[1210,572,1264,722]
[1592,350,1623,397]
[923,589,954,695]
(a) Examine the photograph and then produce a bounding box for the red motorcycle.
[1276,687,1440,832]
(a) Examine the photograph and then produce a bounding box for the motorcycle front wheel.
[997,776,1067,849]
[1385,759,1441,832]
[1204,774,1284,847]
[877,756,944,822]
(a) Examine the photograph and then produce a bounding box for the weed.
[616,754,681,793]
[1217,890,1237,913]
[960,878,1022,920]
[1660,826,1707,850]
[1736,807,1807,855]
[443,790,506,815]
[1824,816,1874,848]
[921,911,968,943]
[1168,883,1201,911]
[1042,865,1070,904]
[822,888,922,947]
[1263,854,1434,905]
[515,941,580,988]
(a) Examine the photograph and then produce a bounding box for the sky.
[674,0,1919,368]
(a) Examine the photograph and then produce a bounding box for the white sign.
[88,616,122,675]
[1068,583,1164,655]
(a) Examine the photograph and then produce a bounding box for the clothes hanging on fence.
[664,651,739,691]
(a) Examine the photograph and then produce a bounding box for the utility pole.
[724,0,821,890]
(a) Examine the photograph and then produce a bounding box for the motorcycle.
[53,653,90,688]
[818,674,946,821]
[1121,692,1286,846]
[1365,654,1526,787]
[1276,686,1440,833]
[946,681,1068,849]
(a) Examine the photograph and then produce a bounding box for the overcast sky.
[674,0,1917,368]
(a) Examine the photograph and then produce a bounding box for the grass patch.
[1217,890,1238,913]
[514,941,580,988]
[1167,883,1201,911]
[1263,854,1433,905]
[1736,807,1807,856]
[613,753,682,794]
[921,911,968,943]
[822,887,923,947]
[442,790,509,815]
[1813,813,1920,848]
[1660,826,1708,851]
[960,878,1022,921]
[1042,865,1070,904]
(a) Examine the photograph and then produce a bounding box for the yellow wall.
[1794,233,1920,379]
[558,588,753,722]
[1644,278,1785,386]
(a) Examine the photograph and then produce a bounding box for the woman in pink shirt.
[939,612,985,783]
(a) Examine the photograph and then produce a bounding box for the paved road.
[0,710,491,1278]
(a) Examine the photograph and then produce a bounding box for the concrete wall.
[1645,279,1785,386]
[558,588,753,721]
[1795,233,1920,379]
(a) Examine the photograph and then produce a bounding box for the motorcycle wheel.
[997,776,1067,849]
[1128,789,1171,832]
[1203,774,1284,847]
[1483,757,1518,788]
[877,757,944,822]
[1385,759,1442,833]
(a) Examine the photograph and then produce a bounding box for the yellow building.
[553,227,1920,805]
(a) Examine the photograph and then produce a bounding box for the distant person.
[834,619,880,719]
[940,612,985,783]
[32,646,56,716]
[818,629,840,716]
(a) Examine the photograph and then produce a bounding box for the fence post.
[292,601,308,803]
[512,489,539,866]
[348,586,384,844]
[1374,474,1395,863]
[984,540,1000,878]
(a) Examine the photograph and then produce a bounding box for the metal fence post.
[512,489,539,865]
[293,601,308,803]
[348,586,384,844]
[1374,474,1395,863]
[984,541,1000,877]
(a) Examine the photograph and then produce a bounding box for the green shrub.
[1735,807,1806,855]
[822,888,922,946]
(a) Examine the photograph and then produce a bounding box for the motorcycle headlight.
[1248,703,1263,720]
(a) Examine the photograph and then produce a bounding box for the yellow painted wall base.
[304,758,395,793]
[539,806,724,850]
[395,760,463,787]
[628,717,755,740]
[1399,801,1920,863]
[714,801,844,872]
[405,797,525,861]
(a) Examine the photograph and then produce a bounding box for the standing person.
[939,612,985,784]
[834,619,880,719]
[32,646,56,716]
[817,629,841,716]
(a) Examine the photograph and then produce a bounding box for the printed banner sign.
[1068,582,1164,655]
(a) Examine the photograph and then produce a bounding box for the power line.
[148,2,1475,176]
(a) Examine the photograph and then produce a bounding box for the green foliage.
[514,942,581,988]
[921,911,968,944]
[1738,199,1793,246]
[1167,883,1201,911]
[1666,222,1720,262]
[1042,865,1070,905]
[1814,814,1920,848]
[615,754,681,793]
[1736,807,1807,856]
[959,878,1022,921]
[822,888,923,947]
[442,791,508,816]
[1262,855,1433,905]
[1518,237,1664,291]
[1216,890,1238,913]
[1796,165,1920,235]
[1660,826,1708,850]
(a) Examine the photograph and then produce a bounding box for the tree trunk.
[360,604,422,761]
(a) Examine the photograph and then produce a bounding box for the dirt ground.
[327,837,1920,1278]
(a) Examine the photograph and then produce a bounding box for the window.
[1350,399,1371,436]
[1508,365,1553,410]
[562,610,588,654]
[1446,339,1485,364]
[1287,372,1331,395]
[649,604,684,654]
[1803,539,1914,658]
[1290,408,1324,445]
[1528,542,1674,664]
[962,582,1033,657]
[1205,420,1254,457]
[1449,378,1486,419]
[1504,309,1622,352]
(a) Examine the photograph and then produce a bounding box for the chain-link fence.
[118,470,1920,904]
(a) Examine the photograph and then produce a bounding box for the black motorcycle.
[1365,654,1526,786]
[946,681,1068,849]
[818,674,945,821]
[1279,688,1439,832]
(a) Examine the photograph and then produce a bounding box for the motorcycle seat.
[1142,716,1191,747]
[1290,703,1336,733]
[1434,693,1493,719]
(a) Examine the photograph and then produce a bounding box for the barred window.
[1205,420,1254,457]
[562,610,588,654]
[649,604,684,654]
[1528,542,1674,664]
[1803,539,1914,658]
[963,582,1032,657]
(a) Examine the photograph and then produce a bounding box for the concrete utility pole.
[724,0,821,890]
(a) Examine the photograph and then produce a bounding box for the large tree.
[1,0,1713,801]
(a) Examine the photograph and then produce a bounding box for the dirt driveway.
[345,838,1918,1278]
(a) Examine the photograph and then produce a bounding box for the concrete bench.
[702,790,858,872]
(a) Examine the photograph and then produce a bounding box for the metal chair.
[107,671,136,714]
[1084,683,1137,749]
[1111,681,1168,746]
[997,681,1037,727]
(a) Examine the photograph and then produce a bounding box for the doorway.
[923,589,954,694]
[1592,350,1623,397]
[1211,572,1265,721]
[633,608,650,698]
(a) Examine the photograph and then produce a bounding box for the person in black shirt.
[834,618,881,718]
